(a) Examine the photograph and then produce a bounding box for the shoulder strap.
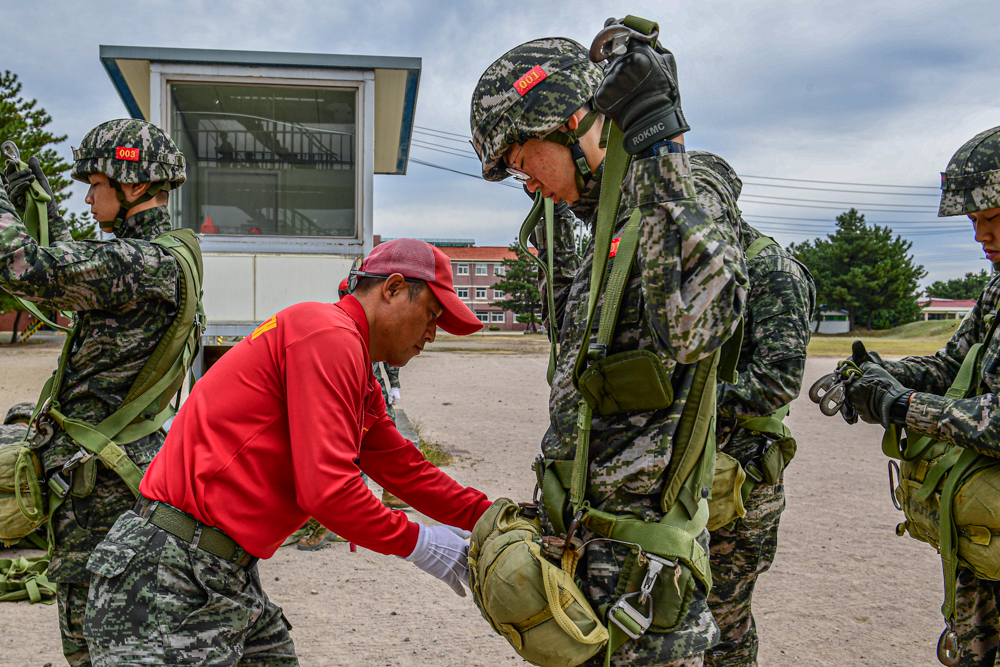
[745,234,776,261]
[518,195,558,385]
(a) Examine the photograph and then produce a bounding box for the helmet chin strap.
[111,179,166,226]
[542,110,601,193]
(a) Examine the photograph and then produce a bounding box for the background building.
[918,298,976,321]
[99,45,421,373]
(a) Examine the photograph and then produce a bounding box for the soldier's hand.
[844,365,912,429]
[404,523,470,597]
[5,157,59,221]
[592,19,690,154]
[851,340,885,367]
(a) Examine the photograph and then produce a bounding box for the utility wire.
[414,125,471,140]
[411,140,481,161]
[740,198,939,213]
[741,193,937,209]
[409,158,521,190]
[742,181,940,197]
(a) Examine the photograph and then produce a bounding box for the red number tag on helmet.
[513,66,547,97]
[115,147,140,162]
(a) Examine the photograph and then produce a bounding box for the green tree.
[0,70,94,323]
[926,269,993,300]
[490,242,542,332]
[789,208,926,331]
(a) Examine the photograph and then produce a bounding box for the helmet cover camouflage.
[939,125,1000,217]
[71,119,186,190]
[4,402,35,426]
[470,38,603,181]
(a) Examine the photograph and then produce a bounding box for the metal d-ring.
[589,24,659,63]
[937,625,961,666]
[819,382,848,416]
[1,140,20,163]
[888,460,903,511]
[808,372,839,405]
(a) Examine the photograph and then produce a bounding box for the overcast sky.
[3,0,998,286]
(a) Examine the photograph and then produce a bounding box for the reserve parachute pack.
[0,153,203,601]
[882,309,1000,665]
[470,21,728,664]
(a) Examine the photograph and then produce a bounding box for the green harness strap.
[30,228,203,534]
[518,195,559,385]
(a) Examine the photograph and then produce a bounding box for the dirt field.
[0,336,949,666]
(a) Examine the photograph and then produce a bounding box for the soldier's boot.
[281,522,312,547]
[297,523,335,551]
[381,489,409,509]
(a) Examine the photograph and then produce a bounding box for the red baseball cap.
[338,278,349,300]
[355,238,482,335]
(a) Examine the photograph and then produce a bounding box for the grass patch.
[421,441,454,468]
[808,320,960,357]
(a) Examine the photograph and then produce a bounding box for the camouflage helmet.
[71,119,186,190]
[470,38,604,182]
[4,402,35,426]
[939,125,1000,217]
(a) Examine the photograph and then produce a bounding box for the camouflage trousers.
[705,476,784,667]
[954,566,1000,666]
[84,510,297,666]
[57,583,91,667]
[581,529,721,667]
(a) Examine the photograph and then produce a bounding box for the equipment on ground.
[882,310,1000,666]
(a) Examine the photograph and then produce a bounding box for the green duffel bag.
[0,441,48,545]
[469,499,608,667]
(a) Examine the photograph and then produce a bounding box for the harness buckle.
[587,344,608,361]
[608,554,674,639]
[937,623,961,666]
[49,472,71,499]
[518,485,541,519]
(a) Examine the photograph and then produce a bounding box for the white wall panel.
[202,254,255,322]
[255,255,356,320]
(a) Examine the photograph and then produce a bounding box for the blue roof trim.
[395,69,420,175]
[100,57,145,120]
[99,45,420,72]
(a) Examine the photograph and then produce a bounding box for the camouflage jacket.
[689,153,817,465]
[534,151,748,515]
[374,362,400,390]
[0,184,179,498]
[884,273,1000,457]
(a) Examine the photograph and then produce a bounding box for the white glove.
[387,387,401,405]
[404,523,470,597]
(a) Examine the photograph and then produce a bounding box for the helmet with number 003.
[70,119,186,189]
[470,38,603,182]
[939,125,1000,217]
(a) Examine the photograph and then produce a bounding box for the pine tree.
[789,208,926,331]
[926,269,993,300]
[490,242,542,332]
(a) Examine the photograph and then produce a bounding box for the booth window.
[169,83,357,237]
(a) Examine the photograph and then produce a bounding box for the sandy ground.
[0,335,949,666]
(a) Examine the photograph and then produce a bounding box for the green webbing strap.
[570,400,592,513]
[593,212,642,349]
[518,193,559,385]
[736,404,791,440]
[48,344,191,497]
[939,447,981,626]
[0,556,56,604]
[572,121,633,389]
[744,235,776,261]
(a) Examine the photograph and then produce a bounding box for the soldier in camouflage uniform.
[471,35,748,666]
[0,119,186,666]
[832,125,1000,666]
[689,152,816,666]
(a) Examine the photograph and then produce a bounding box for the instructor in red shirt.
[82,238,493,666]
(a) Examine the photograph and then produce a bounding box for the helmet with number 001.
[470,38,603,182]
[939,125,1000,217]
[70,119,186,189]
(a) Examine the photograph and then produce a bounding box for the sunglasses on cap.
[348,267,424,293]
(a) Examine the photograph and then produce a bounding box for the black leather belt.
[134,495,257,568]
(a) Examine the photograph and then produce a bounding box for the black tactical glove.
[851,340,885,367]
[4,156,59,221]
[845,364,913,429]
[593,22,690,155]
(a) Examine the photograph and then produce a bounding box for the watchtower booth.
[99,45,420,373]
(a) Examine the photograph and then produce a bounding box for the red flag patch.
[609,237,622,258]
[513,65,547,97]
[115,146,140,162]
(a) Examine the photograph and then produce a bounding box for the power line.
[742,174,939,190]
[744,213,950,225]
[411,140,481,161]
[409,158,521,189]
[740,198,940,213]
[741,193,937,209]
[413,128,476,146]
[742,181,940,197]
[414,125,471,140]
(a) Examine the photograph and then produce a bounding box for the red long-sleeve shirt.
[140,296,491,559]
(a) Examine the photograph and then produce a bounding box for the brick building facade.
[438,245,531,331]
